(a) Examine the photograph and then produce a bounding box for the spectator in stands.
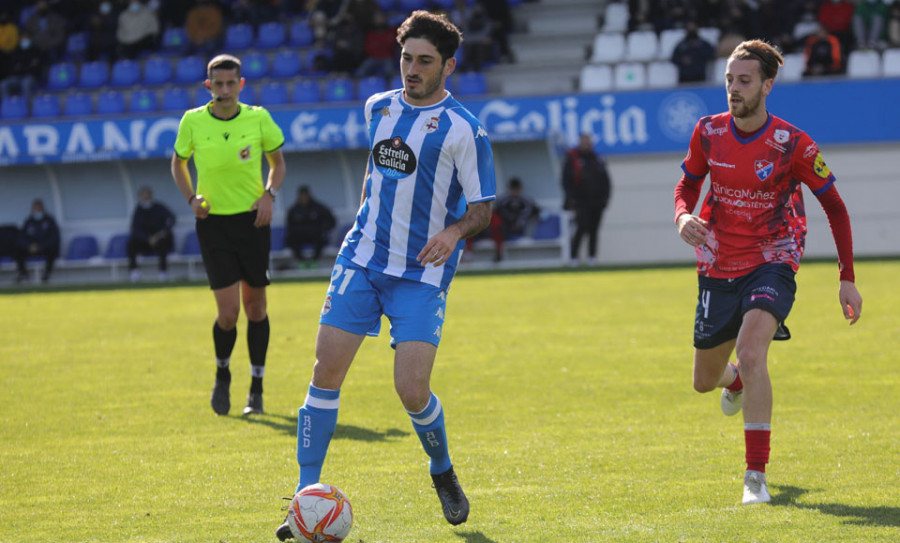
[671,21,715,83]
[716,22,746,59]
[127,186,176,282]
[818,0,856,55]
[14,198,60,284]
[87,1,119,62]
[461,3,494,72]
[309,0,348,46]
[803,23,843,77]
[490,177,541,262]
[481,0,515,63]
[0,10,19,80]
[328,13,364,74]
[23,0,66,64]
[746,0,796,55]
[0,31,41,100]
[185,0,225,55]
[285,186,336,268]
[355,10,397,79]
[853,0,888,50]
[345,0,382,33]
[116,0,160,59]
[889,2,900,48]
[562,133,612,266]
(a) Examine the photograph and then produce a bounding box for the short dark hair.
[396,10,463,63]
[729,40,783,81]
[207,54,242,78]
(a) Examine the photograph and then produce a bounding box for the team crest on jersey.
[813,153,832,179]
[422,116,440,133]
[754,159,774,181]
[239,145,251,161]
[373,136,417,180]
[321,294,332,315]
[773,129,790,144]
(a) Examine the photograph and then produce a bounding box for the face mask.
[140,201,153,209]
[20,39,31,49]
[32,212,44,220]
[129,2,142,12]
[100,2,112,14]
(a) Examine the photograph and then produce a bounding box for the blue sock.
[296,384,340,492]
[408,393,452,475]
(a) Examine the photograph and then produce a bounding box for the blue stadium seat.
[256,21,286,49]
[161,87,191,111]
[110,59,142,87]
[0,95,28,119]
[46,62,77,90]
[65,32,88,61]
[532,214,561,240]
[104,233,130,259]
[455,71,487,96]
[174,56,205,84]
[65,235,100,261]
[271,49,302,78]
[398,0,428,12]
[193,87,211,107]
[289,20,314,47]
[96,90,126,115]
[390,74,403,90]
[224,23,254,51]
[143,57,173,85]
[79,60,110,89]
[292,80,320,103]
[31,94,61,118]
[375,0,396,11]
[65,92,93,116]
[242,52,269,79]
[130,89,158,112]
[270,225,286,252]
[324,77,354,102]
[181,231,201,256]
[356,76,387,100]
[430,0,454,8]
[258,81,289,106]
[161,27,188,56]
[307,48,333,74]
[240,83,256,104]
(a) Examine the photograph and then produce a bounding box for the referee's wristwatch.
[266,187,278,200]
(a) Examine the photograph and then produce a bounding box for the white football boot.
[721,387,743,416]
[742,470,771,504]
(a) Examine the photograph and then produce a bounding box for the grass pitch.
[1,261,898,542]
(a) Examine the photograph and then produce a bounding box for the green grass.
[1,261,898,542]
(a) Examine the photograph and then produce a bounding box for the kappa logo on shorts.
[433,325,442,338]
[239,145,251,161]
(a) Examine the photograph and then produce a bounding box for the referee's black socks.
[247,316,269,394]
[213,321,237,381]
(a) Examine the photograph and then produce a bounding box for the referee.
[171,54,286,416]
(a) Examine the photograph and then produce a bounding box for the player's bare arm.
[839,280,862,325]
[252,148,286,227]
[418,200,492,266]
[171,154,209,218]
[676,213,709,247]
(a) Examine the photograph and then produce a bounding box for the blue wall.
[1,78,898,166]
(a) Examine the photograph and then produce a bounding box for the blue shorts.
[694,263,796,349]
[319,255,448,347]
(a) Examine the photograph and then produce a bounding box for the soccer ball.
[287,483,353,543]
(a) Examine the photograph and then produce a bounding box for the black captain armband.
[188,194,196,205]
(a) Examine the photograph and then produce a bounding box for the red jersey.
[675,112,837,279]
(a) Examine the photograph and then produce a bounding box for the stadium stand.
[65,235,100,261]
[65,93,94,116]
[46,61,77,91]
[224,23,255,52]
[110,59,142,88]
[288,20,315,48]
[161,87,191,111]
[356,76,388,100]
[271,49,303,78]
[324,77,354,102]
[96,90,126,115]
[256,21,287,49]
[31,94,61,118]
[242,51,270,79]
[130,90,159,113]
[1,95,29,119]
[174,56,205,85]
[456,72,488,96]
[613,61,647,90]
[292,80,321,103]
[847,50,882,78]
[78,60,110,89]
[259,81,290,106]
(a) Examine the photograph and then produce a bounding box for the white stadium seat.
[613,62,647,90]
[882,48,900,77]
[708,57,728,83]
[590,32,626,64]
[580,64,613,92]
[601,2,629,33]
[658,28,687,60]
[846,50,882,78]
[793,20,819,41]
[647,61,679,88]
[625,30,659,62]
[779,53,806,82]
[698,27,720,48]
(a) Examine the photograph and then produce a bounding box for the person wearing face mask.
[23,0,65,64]
[671,20,716,83]
[116,0,160,59]
[0,31,41,100]
[853,0,889,50]
[127,186,176,282]
[88,2,119,62]
[14,199,60,285]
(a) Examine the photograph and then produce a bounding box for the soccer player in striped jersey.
[277,11,495,539]
[674,40,862,505]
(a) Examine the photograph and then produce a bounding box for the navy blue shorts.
[693,263,796,350]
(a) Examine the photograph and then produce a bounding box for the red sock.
[745,427,771,473]
[726,363,743,391]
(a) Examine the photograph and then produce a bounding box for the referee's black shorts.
[196,211,271,290]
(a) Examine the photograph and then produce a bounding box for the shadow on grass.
[236,413,410,442]
[772,485,900,527]
[454,531,499,543]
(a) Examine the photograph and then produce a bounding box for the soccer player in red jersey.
[673,40,863,504]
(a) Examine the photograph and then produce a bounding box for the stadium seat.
[375,0,395,11]
[160,27,188,55]
[65,92,94,116]
[532,214,561,240]
[129,89,158,112]
[181,231,201,256]
[455,72,487,96]
[161,87,191,111]
[242,52,269,79]
[601,2,628,33]
[224,23,254,52]
[271,49,302,78]
[256,21,286,49]
[793,20,819,41]
[110,59,142,87]
[307,48,334,74]
[240,83,256,104]
[883,48,900,77]
[289,20,314,48]
[579,64,613,92]
[614,62,647,90]
[390,74,404,90]
[356,75,388,99]
[65,235,100,261]
[0,95,28,119]
[658,28,686,60]
[193,87,211,107]
[779,53,805,82]
[31,94,62,118]
[104,233,130,259]
[646,61,679,89]
[78,60,110,89]
[709,57,728,83]
[174,56,205,84]
[292,80,321,103]
[324,77,354,102]
[96,90,126,115]
[846,50,882,78]
[258,81,289,106]
[590,33,625,64]
[64,31,88,61]
[625,30,658,62]
[698,27,720,48]
[143,57,173,85]
[270,225,286,252]
[46,62,78,90]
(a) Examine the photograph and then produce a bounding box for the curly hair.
[396,10,463,64]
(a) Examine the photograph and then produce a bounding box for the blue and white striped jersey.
[339,89,496,289]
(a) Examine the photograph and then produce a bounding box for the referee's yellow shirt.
[174,102,285,215]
